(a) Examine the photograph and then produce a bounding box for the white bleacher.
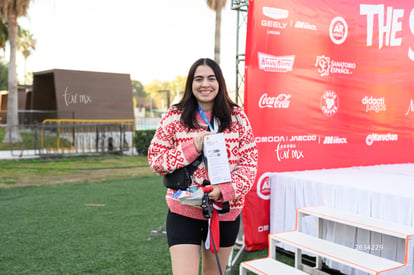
[240,257,308,275]
[240,205,414,274]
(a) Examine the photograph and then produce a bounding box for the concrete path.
[0,149,137,160]
[0,150,38,160]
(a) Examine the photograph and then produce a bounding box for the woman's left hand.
[208,185,222,201]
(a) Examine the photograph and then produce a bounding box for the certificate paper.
[203,133,231,184]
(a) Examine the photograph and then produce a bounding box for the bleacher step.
[239,257,307,275]
[299,206,414,238]
[271,231,404,274]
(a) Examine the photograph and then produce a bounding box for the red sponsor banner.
[243,0,414,250]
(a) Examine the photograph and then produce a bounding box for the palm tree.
[0,20,8,57]
[206,0,227,65]
[0,0,31,144]
[17,27,36,84]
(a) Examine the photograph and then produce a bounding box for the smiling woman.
[148,57,258,275]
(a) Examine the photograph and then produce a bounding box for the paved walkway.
[0,149,137,160]
[0,150,38,160]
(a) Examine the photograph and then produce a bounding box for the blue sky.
[16,0,240,89]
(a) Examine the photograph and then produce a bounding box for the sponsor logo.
[275,143,304,161]
[254,135,318,143]
[256,173,271,200]
[261,20,288,29]
[323,136,348,144]
[262,7,288,20]
[366,133,398,146]
[315,55,356,77]
[258,93,291,109]
[258,52,295,72]
[261,7,288,36]
[406,99,414,115]
[362,96,386,112]
[266,29,282,36]
[320,90,339,117]
[329,16,348,44]
[255,136,286,143]
[295,21,317,31]
[255,135,317,162]
[289,135,317,142]
[258,224,270,232]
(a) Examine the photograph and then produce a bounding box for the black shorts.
[166,210,240,248]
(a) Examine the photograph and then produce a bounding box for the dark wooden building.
[31,69,134,120]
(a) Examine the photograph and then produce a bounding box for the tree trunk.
[24,57,27,85]
[2,14,22,144]
[214,4,222,65]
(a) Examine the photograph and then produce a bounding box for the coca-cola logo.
[259,93,291,109]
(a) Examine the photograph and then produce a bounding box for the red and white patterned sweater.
[148,105,258,221]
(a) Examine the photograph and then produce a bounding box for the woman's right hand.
[193,132,211,154]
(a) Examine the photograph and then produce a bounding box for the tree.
[145,79,172,110]
[0,21,36,85]
[206,0,227,65]
[0,0,31,144]
[0,20,8,57]
[0,60,7,90]
[17,26,36,84]
[131,80,146,109]
[144,76,186,110]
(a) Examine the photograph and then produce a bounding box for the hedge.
[134,130,156,156]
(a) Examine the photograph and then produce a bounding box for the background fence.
[1,120,136,158]
[40,119,135,156]
[1,109,162,158]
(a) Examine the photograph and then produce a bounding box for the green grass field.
[0,155,287,274]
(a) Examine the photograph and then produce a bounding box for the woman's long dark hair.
[174,58,238,132]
